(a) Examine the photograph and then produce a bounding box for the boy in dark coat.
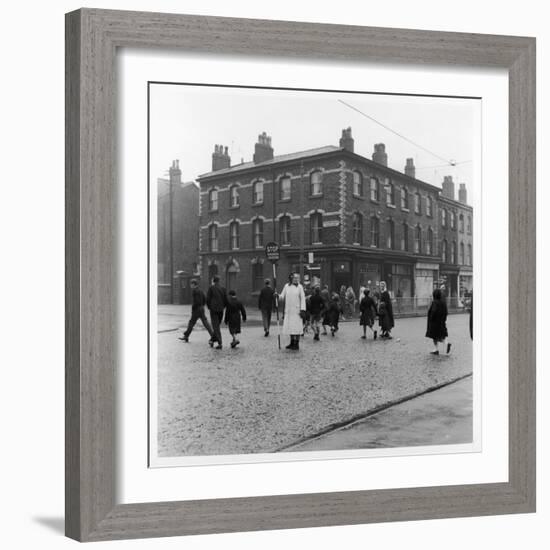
[307,286,326,341]
[179,279,214,343]
[378,301,392,338]
[224,290,247,348]
[258,278,275,337]
[326,293,342,337]
[426,288,451,355]
[359,289,378,340]
[206,275,228,349]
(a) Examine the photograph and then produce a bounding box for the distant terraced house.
[196,128,473,306]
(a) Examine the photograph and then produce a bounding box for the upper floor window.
[450,211,456,230]
[208,188,218,211]
[442,239,448,263]
[467,243,472,265]
[370,216,380,248]
[414,192,422,214]
[467,215,472,234]
[460,241,465,265]
[386,219,395,249]
[279,176,291,201]
[310,171,323,196]
[426,196,433,217]
[426,227,433,255]
[414,225,422,254]
[310,212,323,244]
[401,187,409,210]
[253,219,264,248]
[230,185,240,208]
[370,177,380,202]
[386,180,395,206]
[353,171,363,197]
[441,208,447,228]
[459,214,464,233]
[229,221,240,250]
[451,240,457,264]
[401,222,409,252]
[352,212,363,245]
[208,224,218,252]
[279,215,291,246]
[253,180,264,204]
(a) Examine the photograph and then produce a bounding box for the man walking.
[179,279,214,343]
[280,272,306,350]
[258,278,275,337]
[206,275,228,349]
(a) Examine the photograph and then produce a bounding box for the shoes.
[264,331,269,337]
[446,342,452,354]
[361,335,366,339]
[286,343,293,349]
[215,344,222,350]
[374,331,377,340]
[314,333,320,341]
[430,350,439,355]
[179,335,189,342]
[208,339,214,348]
[230,340,239,348]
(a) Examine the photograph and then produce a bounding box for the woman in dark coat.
[379,281,394,337]
[426,288,451,355]
[224,290,247,348]
[359,289,378,340]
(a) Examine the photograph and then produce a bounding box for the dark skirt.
[359,310,376,327]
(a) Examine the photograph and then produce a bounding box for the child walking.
[224,289,247,348]
[326,293,342,337]
[425,288,451,355]
[378,300,392,339]
[359,289,378,340]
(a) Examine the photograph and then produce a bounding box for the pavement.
[156,312,473,457]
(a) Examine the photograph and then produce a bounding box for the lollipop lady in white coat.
[279,273,307,350]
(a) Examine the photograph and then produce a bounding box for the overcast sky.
[149,83,479,194]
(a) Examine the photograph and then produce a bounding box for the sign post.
[265,242,281,350]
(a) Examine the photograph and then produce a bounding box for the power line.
[338,99,458,167]
[415,160,472,171]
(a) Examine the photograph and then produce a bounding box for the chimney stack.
[442,175,455,200]
[458,183,468,204]
[372,143,388,166]
[339,127,354,153]
[211,144,231,171]
[404,158,415,179]
[253,132,274,164]
[169,159,182,185]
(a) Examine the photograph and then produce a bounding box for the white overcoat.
[280,283,306,335]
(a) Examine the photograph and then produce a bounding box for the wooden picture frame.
[65,8,536,542]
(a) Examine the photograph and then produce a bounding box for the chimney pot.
[339,127,354,153]
[404,158,415,179]
[372,143,388,166]
[253,131,274,164]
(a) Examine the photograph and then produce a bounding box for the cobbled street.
[157,313,472,457]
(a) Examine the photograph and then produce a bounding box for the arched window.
[426,196,433,217]
[451,241,457,264]
[352,213,363,244]
[208,188,218,211]
[353,171,363,196]
[370,177,380,201]
[467,243,472,265]
[279,176,291,201]
[230,185,240,208]
[253,218,264,248]
[279,215,291,245]
[450,211,456,230]
[310,171,323,196]
[467,215,472,234]
[252,180,264,204]
[414,192,422,214]
[386,219,395,249]
[370,216,380,248]
[442,239,448,263]
[386,180,395,206]
[310,212,323,244]
[460,241,465,264]
[229,221,240,250]
[208,224,218,252]
[401,222,409,251]
[426,227,433,255]
[414,225,422,254]
[459,214,464,233]
[442,208,447,227]
[400,187,409,210]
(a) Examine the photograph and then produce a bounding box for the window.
[310,171,322,196]
[229,221,240,250]
[208,188,218,211]
[451,241,457,264]
[279,216,291,245]
[253,218,264,248]
[386,180,395,206]
[414,192,422,214]
[208,224,218,252]
[401,222,409,251]
[426,196,433,217]
[467,215,472,234]
[450,211,456,230]
[310,212,323,243]
[441,208,447,227]
[253,262,264,291]
[400,187,409,210]
[426,227,433,255]
[370,177,380,201]
[467,243,472,265]
[353,171,363,196]
[279,176,291,201]
[386,219,395,249]
[460,241,465,265]
[253,180,264,204]
[352,213,363,244]
[370,217,380,248]
[230,185,239,208]
[414,225,422,254]
[442,239,448,263]
[459,214,464,233]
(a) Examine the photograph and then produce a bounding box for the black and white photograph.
[150,83,477,463]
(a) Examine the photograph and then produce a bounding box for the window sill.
[208,209,218,214]
[310,193,324,199]
[312,242,323,246]
[279,198,292,203]
[401,208,410,213]
[386,203,396,209]
[414,211,422,216]
[229,205,240,210]
[370,199,380,204]
[352,194,364,200]
[253,202,264,207]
